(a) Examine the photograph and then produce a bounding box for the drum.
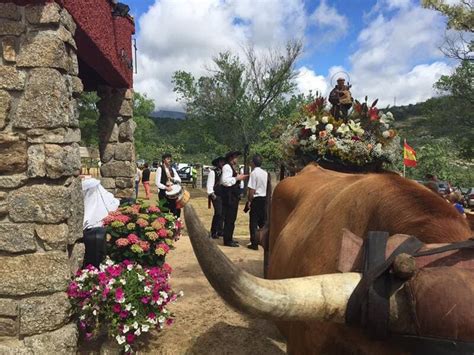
[165,184,183,200]
[176,190,191,209]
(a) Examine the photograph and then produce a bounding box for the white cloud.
[134,0,307,111]
[309,0,348,44]
[346,2,454,106]
[295,66,328,96]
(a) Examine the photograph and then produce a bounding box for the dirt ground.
[80,179,287,354]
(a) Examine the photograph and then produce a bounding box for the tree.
[78,92,100,148]
[173,41,303,170]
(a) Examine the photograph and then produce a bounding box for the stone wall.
[97,85,136,199]
[0,3,82,353]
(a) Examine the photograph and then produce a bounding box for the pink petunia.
[112,304,122,314]
[126,333,135,343]
[102,287,110,299]
[119,310,129,319]
[141,296,150,304]
[115,287,124,302]
[148,312,156,320]
[127,233,139,244]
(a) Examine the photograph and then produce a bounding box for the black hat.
[212,156,225,167]
[225,151,242,161]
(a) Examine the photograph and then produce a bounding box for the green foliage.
[78,92,100,148]
[422,0,474,32]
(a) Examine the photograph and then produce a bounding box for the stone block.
[125,88,134,100]
[0,299,18,317]
[35,224,68,251]
[19,292,71,336]
[118,119,136,141]
[66,177,84,244]
[0,251,70,296]
[9,185,70,223]
[0,138,27,174]
[0,65,25,90]
[115,188,135,199]
[0,318,17,336]
[57,25,76,49]
[119,99,133,117]
[100,161,135,178]
[116,177,134,189]
[25,2,61,25]
[69,242,85,275]
[69,76,83,96]
[2,37,16,62]
[100,144,115,163]
[26,127,81,144]
[115,142,134,161]
[44,143,81,179]
[27,144,45,178]
[60,8,76,34]
[100,177,116,189]
[0,192,7,216]
[0,3,21,20]
[23,323,78,354]
[0,173,28,189]
[0,223,36,254]
[68,49,79,75]
[0,90,11,129]
[14,68,70,129]
[17,31,69,71]
[0,20,25,36]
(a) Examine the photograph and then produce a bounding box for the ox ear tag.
[337,229,364,272]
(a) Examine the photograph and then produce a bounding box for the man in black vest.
[220,151,247,247]
[155,153,181,217]
[206,156,225,239]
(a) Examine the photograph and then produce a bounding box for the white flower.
[79,315,85,320]
[137,274,145,282]
[158,316,166,324]
[144,285,151,293]
[300,139,307,146]
[382,131,390,138]
[134,328,141,336]
[160,291,168,300]
[303,116,318,133]
[325,124,333,132]
[336,124,350,135]
[105,258,114,266]
[125,303,132,311]
[127,264,133,271]
[310,134,316,141]
[115,335,126,345]
[348,120,365,136]
[92,309,97,316]
[132,321,139,329]
[120,279,126,285]
[178,291,184,297]
[321,116,329,124]
[125,344,131,353]
[123,325,130,333]
[131,310,137,316]
[141,324,150,332]
[386,112,394,120]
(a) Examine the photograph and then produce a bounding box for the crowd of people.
[134,151,270,249]
[423,174,467,218]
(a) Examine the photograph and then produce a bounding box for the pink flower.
[138,240,150,252]
[127,233,139,244]
[115,287,124,302]
[148,312,156,320]
[98,272,108,285]
[112,304,122,313]
[158,229,168,238]
[136,218,149,227]
[116,238,129,247]
[158,217,166,225]
[126,333,135,343]
[147,205,160,213]
[119,310,129,319]
[166,318,174,326]
[106,265,123,278]
[102,287,110,299]
[141,296,150,304]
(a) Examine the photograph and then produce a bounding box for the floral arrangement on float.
[103,203,182,267]
[68,259,182,353]
[281,96,401,172]
[68,201,183,353]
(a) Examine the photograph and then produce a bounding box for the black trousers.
[222,194,239,244]
[249,197,266,246]
[210,195,223,237]
[159,190,181,218]
[82,227,106,268]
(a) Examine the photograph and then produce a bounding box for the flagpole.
[403,138,406,177]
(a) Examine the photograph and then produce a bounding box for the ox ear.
[337,229,364,273]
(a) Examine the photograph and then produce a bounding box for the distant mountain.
[151,110,186,120]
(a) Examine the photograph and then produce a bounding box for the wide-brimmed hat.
[225,150,242,161]
[212,156,225,167]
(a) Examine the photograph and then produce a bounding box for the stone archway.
[0,1,135,352]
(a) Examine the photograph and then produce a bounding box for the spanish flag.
[403,140,417,167]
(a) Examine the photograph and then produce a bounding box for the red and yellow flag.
[403,140,417,167]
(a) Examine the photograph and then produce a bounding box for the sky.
[128,0,457,112]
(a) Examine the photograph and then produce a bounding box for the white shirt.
[82,178,119,229]
[206,169,216,195]
[220,164,237,187]
[135,168,142,182]
[248,167,268,197]
[155,165,181,190]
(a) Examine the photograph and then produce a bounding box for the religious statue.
[329,77,353,121]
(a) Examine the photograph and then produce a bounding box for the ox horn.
[184,204,412,330]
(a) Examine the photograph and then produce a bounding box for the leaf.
[371,99,379,108]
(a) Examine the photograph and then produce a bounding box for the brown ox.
[185,164,473,354]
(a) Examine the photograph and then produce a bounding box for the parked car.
[136,159,145,168]
[177,166,192,183]
[436,181,451,194]
[464,188,474,208]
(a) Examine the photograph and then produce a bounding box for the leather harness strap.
[345,232,474,351]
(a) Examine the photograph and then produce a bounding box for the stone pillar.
[0,3,82,353]
[97,86,136,198]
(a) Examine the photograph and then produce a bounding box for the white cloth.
[135,167,142,182]
[82,178,119,229]
[248,167,268,197]
[206,169,216,195]
[239,166,244,189]
[221,164,237,187]
[155,166,181,190]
